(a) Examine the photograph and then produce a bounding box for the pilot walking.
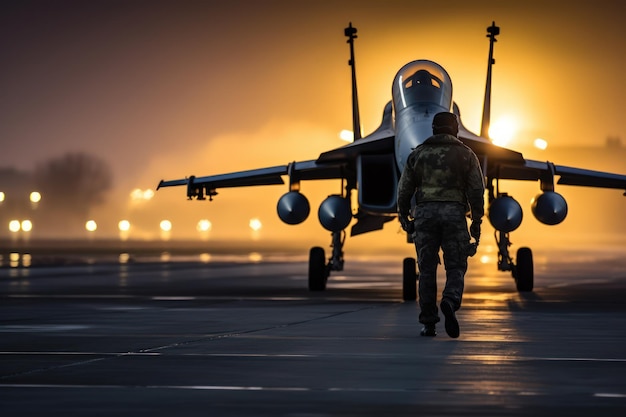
[397,112,485,338]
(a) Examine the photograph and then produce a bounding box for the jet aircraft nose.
[392,60,453,172]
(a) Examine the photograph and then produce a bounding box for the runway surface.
[1,248,625,416]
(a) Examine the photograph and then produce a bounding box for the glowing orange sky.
[0,0,624,247]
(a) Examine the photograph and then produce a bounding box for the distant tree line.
[33,152,113,216]
[1,152,113,236]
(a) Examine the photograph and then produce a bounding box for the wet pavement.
[1,249,625,416]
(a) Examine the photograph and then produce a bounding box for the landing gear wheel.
[308,246,327,291]
[402,257,417,301]
[514,247,534,292]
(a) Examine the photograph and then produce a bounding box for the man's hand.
[466,242,478,257]
[470,220,481,243]
[400,216,415,234]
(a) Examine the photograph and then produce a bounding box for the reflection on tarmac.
[1,250,299,268]
[0,247,625,415]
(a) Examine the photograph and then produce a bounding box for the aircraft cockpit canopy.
[392,60,453,112]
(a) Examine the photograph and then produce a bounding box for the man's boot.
[441,299,459,338]
[420,323,437,337]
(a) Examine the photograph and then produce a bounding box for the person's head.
[432,112,459,136]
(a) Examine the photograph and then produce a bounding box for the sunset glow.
[489,116,518,147]
[0,1,623,246]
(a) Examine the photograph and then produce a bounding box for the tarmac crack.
[138,303,387,353]
[0,303,388,381]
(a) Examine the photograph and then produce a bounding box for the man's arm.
[466,152,485,242]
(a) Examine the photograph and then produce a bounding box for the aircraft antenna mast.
[480,21,500,139]
[345,22,362,140]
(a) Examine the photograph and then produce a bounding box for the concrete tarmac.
[0,249,625,416]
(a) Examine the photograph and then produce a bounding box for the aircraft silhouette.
[158,22,626,300]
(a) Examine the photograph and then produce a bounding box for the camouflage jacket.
[397,133,485,220]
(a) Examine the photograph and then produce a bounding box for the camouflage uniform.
[397,133,485,325]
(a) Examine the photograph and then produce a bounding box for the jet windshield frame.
[392,60,453,111]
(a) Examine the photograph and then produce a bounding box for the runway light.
[249,218,262,232]
[118,220,131,232]
[9,220,21,233]
[130,188,155,201]
[197,219,212,232]
[534,138,548,150]
[85,220,98,232]
[248,252,263,262]
[339,130,354,142]
[160,220,172,232]
[21,220,33,232]
[10,252,19,267]
[30,191,42,203]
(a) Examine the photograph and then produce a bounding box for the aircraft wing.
[504,159,626,191]
[157,159,350,199]
[457,132,626,193]
[156,133,396,199]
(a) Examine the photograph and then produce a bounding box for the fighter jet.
[158,22,626,300]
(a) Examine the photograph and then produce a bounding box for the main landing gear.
[488,179,535,293]
[496,230,534,292]
[402,257,418,301]
[401,228,534,301]
[308,228,534,296]
[308,229,421,299]
[308,230,345,291]
[400,234,533,301]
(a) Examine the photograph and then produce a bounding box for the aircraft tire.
[515,247,534,292]
[308,246,327,291]
[402,257,417,301]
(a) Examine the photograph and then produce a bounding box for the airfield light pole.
[345,22,362,140]
[480,21,500,139]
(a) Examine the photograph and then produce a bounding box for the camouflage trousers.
[412,202,470,325]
